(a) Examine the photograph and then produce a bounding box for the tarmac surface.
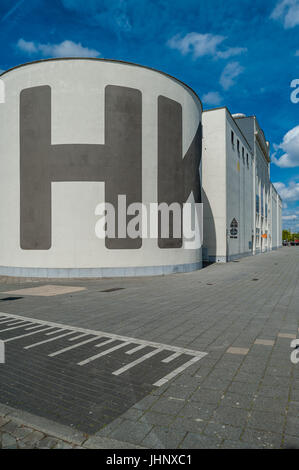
[0,247,298,449]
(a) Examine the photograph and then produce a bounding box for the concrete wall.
[202,108,226,262]
[225,113,253,261]
[271,183,282,250]
[0,59,203,277]
[202,108,253,262]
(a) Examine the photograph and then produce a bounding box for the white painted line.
[68,333,89,341]
[49,336,100,357]
[154,355,205,387]
[0,322,32,333]
[126,344,147,355]
[4,327,56,343]
[45,329,66,336]
[0,340,4,363]
[162,352,182,363]
[0,320,28,327]
[0,312,206,357]
[112,348,163,376]
[78,342,131,366]
[0,318,19,324]
[94,338,115,348]
[26,324,49,331]
[24,331,75,349]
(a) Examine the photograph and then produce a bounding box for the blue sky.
[0,0,299,230]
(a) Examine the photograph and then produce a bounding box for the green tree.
[282,229,291,241]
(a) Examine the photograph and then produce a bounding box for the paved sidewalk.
[0,247,298,449]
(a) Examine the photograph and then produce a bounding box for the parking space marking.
[45,329,67,336]
[48,336,99,356]
[112,348,163,376]
[126,344,147,355]
[68,333,89,341]
[0,311,208,386]
[4,326,55,342]
[0,322,32,333]
[94,338,115,348]
[162,352,182,363]
[78,342,131,366]
[24,331,76,349]
[154,356,203,387]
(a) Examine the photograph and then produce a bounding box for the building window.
[237,139,240,155]
[231,131,235,148]
[242,147,245,163]
[246,153,249,168]
[230,218,238,239]
[256,194,259,213]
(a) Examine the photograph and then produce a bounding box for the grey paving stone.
[196,376,231,391]
[12,426,33,440]
[141,426,186,449]
[180,402,216,421]
[94,417,125,437]
[53,441,74,449]
[251,395,288,412]
[139,411,175,427]
[1,433,18,449]
[0,248,297,449]
[189,388,223,405]
[227,381,259,395]
[284,416,299,437]
[204,421,243,441]
[1,420,20,434]
[220,392,253,410]
[21,430,45,446]
[241,428,282,449]
[221,439,259,449]
[119,408,144,421]
[83,435,145,449]
[283,435,299,449]
[35,436,59,449]
[180,431,222,449]
[247,410,285,432]
[211,406,250,427]
[150,397,186,416]
[164,384,194,400]
[0,417,9,428]
[169,416,208,434]
[109,420,153,445]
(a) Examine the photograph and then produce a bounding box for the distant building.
[202,107,282,263]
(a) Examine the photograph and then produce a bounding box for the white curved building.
[0,58,203,277]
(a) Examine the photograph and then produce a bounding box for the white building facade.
[0,58,203,278]
[202,107,282,263]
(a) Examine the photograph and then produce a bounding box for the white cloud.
[0,69,4,74]
[273,181,299,201]
[270,0,299,28]
[295,50,299,55]
[219,61,244,90]
[167,32,246,60]
[17,39,100,58]
[271,125,299,167]
[282,214,297,219]
[202,91,223,106]
[17,39,38,54]
[216,47,247,59]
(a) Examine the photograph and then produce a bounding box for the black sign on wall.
[230,218,238,239]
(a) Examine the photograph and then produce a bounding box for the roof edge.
[0,57,202,110]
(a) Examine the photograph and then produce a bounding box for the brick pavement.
[0,247,298,449]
